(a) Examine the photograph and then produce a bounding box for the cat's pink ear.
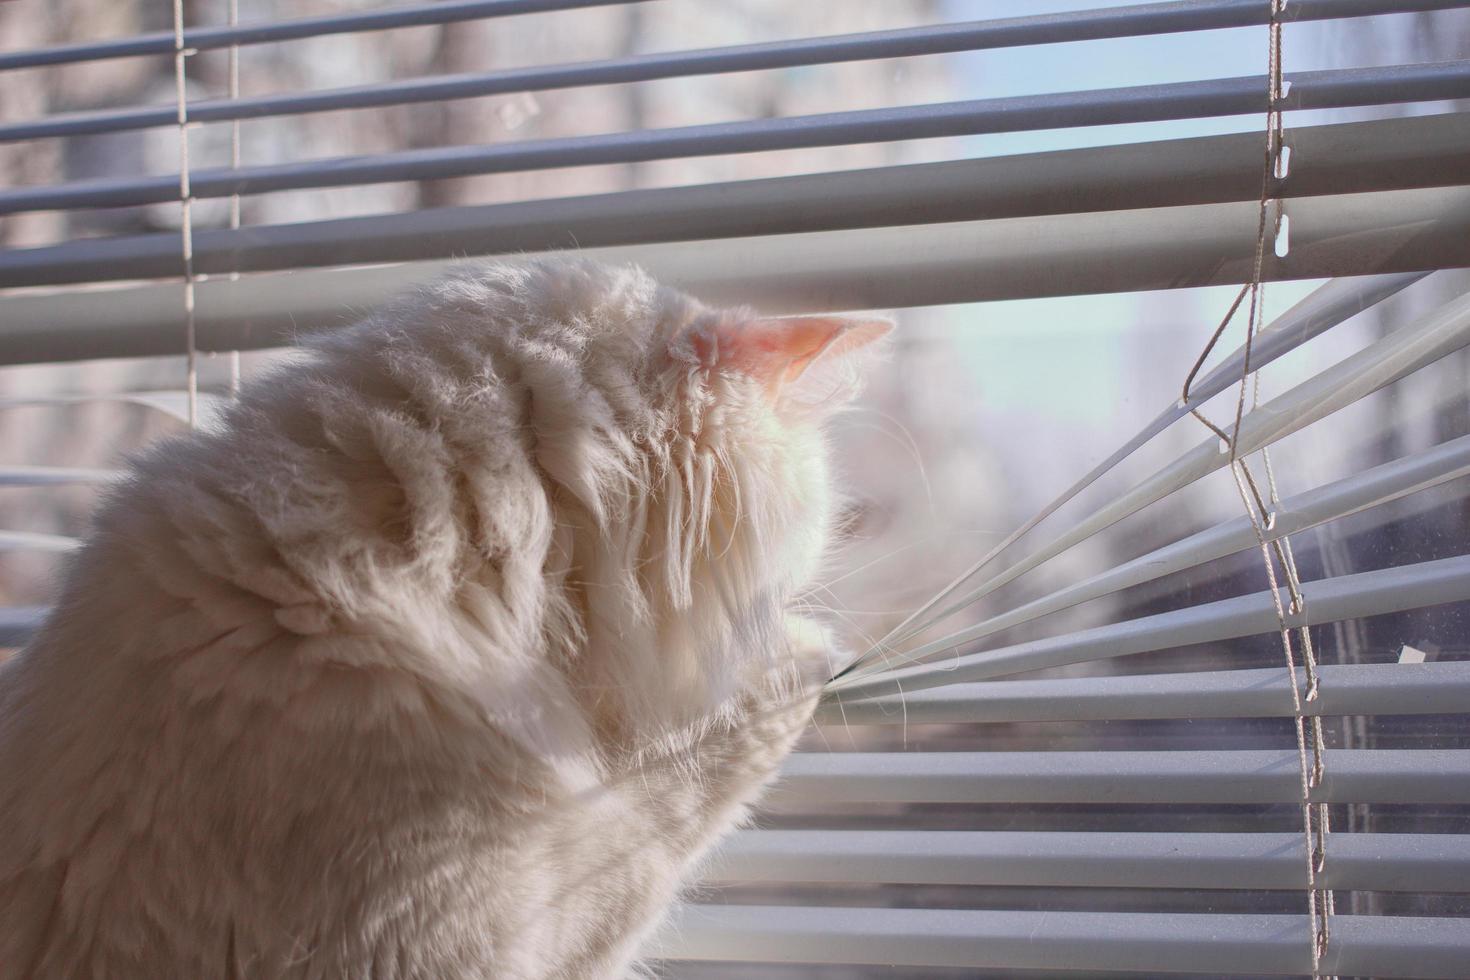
[694,315,891,392]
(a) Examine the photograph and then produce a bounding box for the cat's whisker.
[804,570,945,616]
[806,527,1004,600]
[815,686,863,750]
[842,407,937,520]
[896,679,910,750]
[802,540,927,596]
[795,581,901,617]
[806,603,886,675]
[808,720,836,754]
[799,581,899,667]
[813,607,915,616]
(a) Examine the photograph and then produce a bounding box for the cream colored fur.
[0,259,884,978]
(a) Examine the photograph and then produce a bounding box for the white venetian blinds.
[2,1,1470,976]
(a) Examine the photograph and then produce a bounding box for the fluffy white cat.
[0,259,889,978]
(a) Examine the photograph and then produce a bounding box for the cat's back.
[0,459,534,978]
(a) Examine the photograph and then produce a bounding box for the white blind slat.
[3,185,1468,365]
[768,749,1470,806]
[0,392,220,424]
[817,660,1470,724]
[0,607,48,648]
[0,465,121,487]
[0,0,638,71]
[654,906,1470,977]
[831,554,1470,699]
[708,830,1470,892]
[0,531,80,554]
[854,431,1470,673]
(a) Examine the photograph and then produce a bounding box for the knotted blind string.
[171,0,199,428]
[1182,0,1333,966]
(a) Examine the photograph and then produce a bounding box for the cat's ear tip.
[787,313,895,364]
[841,315,895,343]
[675,311,895,391]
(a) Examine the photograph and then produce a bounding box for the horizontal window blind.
[705,826,1470,891]
[0,0,639,70]
[3,112,1463,290]
[5,59,1470,214]
[3,174,1468,363]
[654,907,1470,977]
[3,1,1470,977]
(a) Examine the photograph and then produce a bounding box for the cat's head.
[433,258,890,729]
[656,302,891,612]
[544,259,890,717]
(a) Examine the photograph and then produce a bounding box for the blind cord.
[171,0,199,428]
[1182,0,1334,970]
[226,0,241,399]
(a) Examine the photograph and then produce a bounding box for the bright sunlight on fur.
[0,258,889,979]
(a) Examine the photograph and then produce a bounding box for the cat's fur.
[0,259,887,978]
